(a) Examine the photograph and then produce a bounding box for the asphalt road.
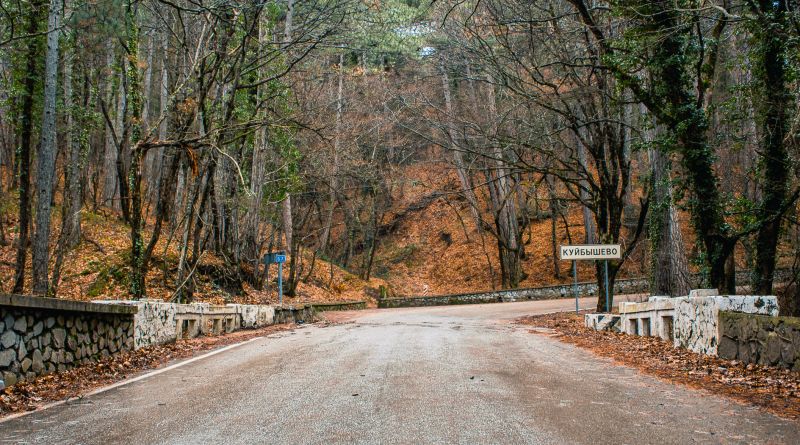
[1,297,799,444]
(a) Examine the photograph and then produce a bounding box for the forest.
[0,0,798,313]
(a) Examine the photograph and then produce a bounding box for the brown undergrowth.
[518,312,800,420]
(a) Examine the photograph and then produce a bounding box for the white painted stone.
[95,300,281,349]
[585,313,621,332]
[95,300,178,349]
[689,289,718,298]
[257,306,275,326]
[228,304,258,328]
[607,290,780,356]
[673,295,779,355]
[617,298,676,340]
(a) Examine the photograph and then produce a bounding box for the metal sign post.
[572,260,579,314]
[604,260,610,313]
[278,261,283,305]
[560,244,621,314]
[263,251,287,305]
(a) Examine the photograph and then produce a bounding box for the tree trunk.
[62,32,82,249]
[142,151,178,268]
[282,196,293,251]
[175,164,205,302]
[439,57,482,233]
[319,53,344,254]
[648,147,691,296]
[50,23,85,295]
[485,75,522,287]
[752,0,791,295]
[283,0,294,47]
[125,1,146,299]
[545,175,561,279]
[12,0,44,294]
[576,141,597,244]
[31,0,64,294]
[243,127,267,264]
[102,54,123,211]
[596,261,620,312]
[281,0,295,267]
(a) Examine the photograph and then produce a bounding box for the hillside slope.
[368,163,647,297]
[2,162,788,305]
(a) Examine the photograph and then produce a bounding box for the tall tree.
[568,0,736,293]
[11,0,45,294]
[749,0,796,295]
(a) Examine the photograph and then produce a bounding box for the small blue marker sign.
[263,252,287,264]
[262,251,287,305]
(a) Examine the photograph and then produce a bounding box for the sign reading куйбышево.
[559,244,621,261]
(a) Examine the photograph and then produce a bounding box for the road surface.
[1,297,798,444]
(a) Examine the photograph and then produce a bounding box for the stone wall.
[100,301,327,348]
[378,268,794,309]
[274,304,315,324]
[1,296,330,389]
[617,297,677,340]
[378,278,650,309]
[311,301,367,312]
[230,304,276,328]
[586,291,785,361]
[718,312,800,370]
[0,295,136,388]
[673,295,778,355]
[100,301,284,348]
[128,301,178,348]
[585,313,621,332]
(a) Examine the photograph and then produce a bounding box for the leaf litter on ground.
[0,323,296,416]
[518,311,800,420]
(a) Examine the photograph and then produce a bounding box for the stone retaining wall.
[718,312,800,370]
[100,301,285,348]
[311,301,367,312]
[586,291,784,362]
[0,295,137,388]
[673,295,778,355]
[379,268,793,309]
[378,278,649,309]
[0,295,335,389]
[274,304,315,324]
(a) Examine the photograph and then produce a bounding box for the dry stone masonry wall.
[0,295,337,389]
[0,295,136,388]
[718,312,800,370]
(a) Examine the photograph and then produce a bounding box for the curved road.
[1,297,798,444]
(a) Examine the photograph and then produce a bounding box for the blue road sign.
[263,252,287,264]
[262,251,287,305]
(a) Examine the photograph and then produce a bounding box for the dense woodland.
[0,0,798,312]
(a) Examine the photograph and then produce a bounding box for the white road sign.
[560,244,621,261]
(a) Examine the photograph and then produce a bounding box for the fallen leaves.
[0,323,296,417]
[518,312,800,420]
